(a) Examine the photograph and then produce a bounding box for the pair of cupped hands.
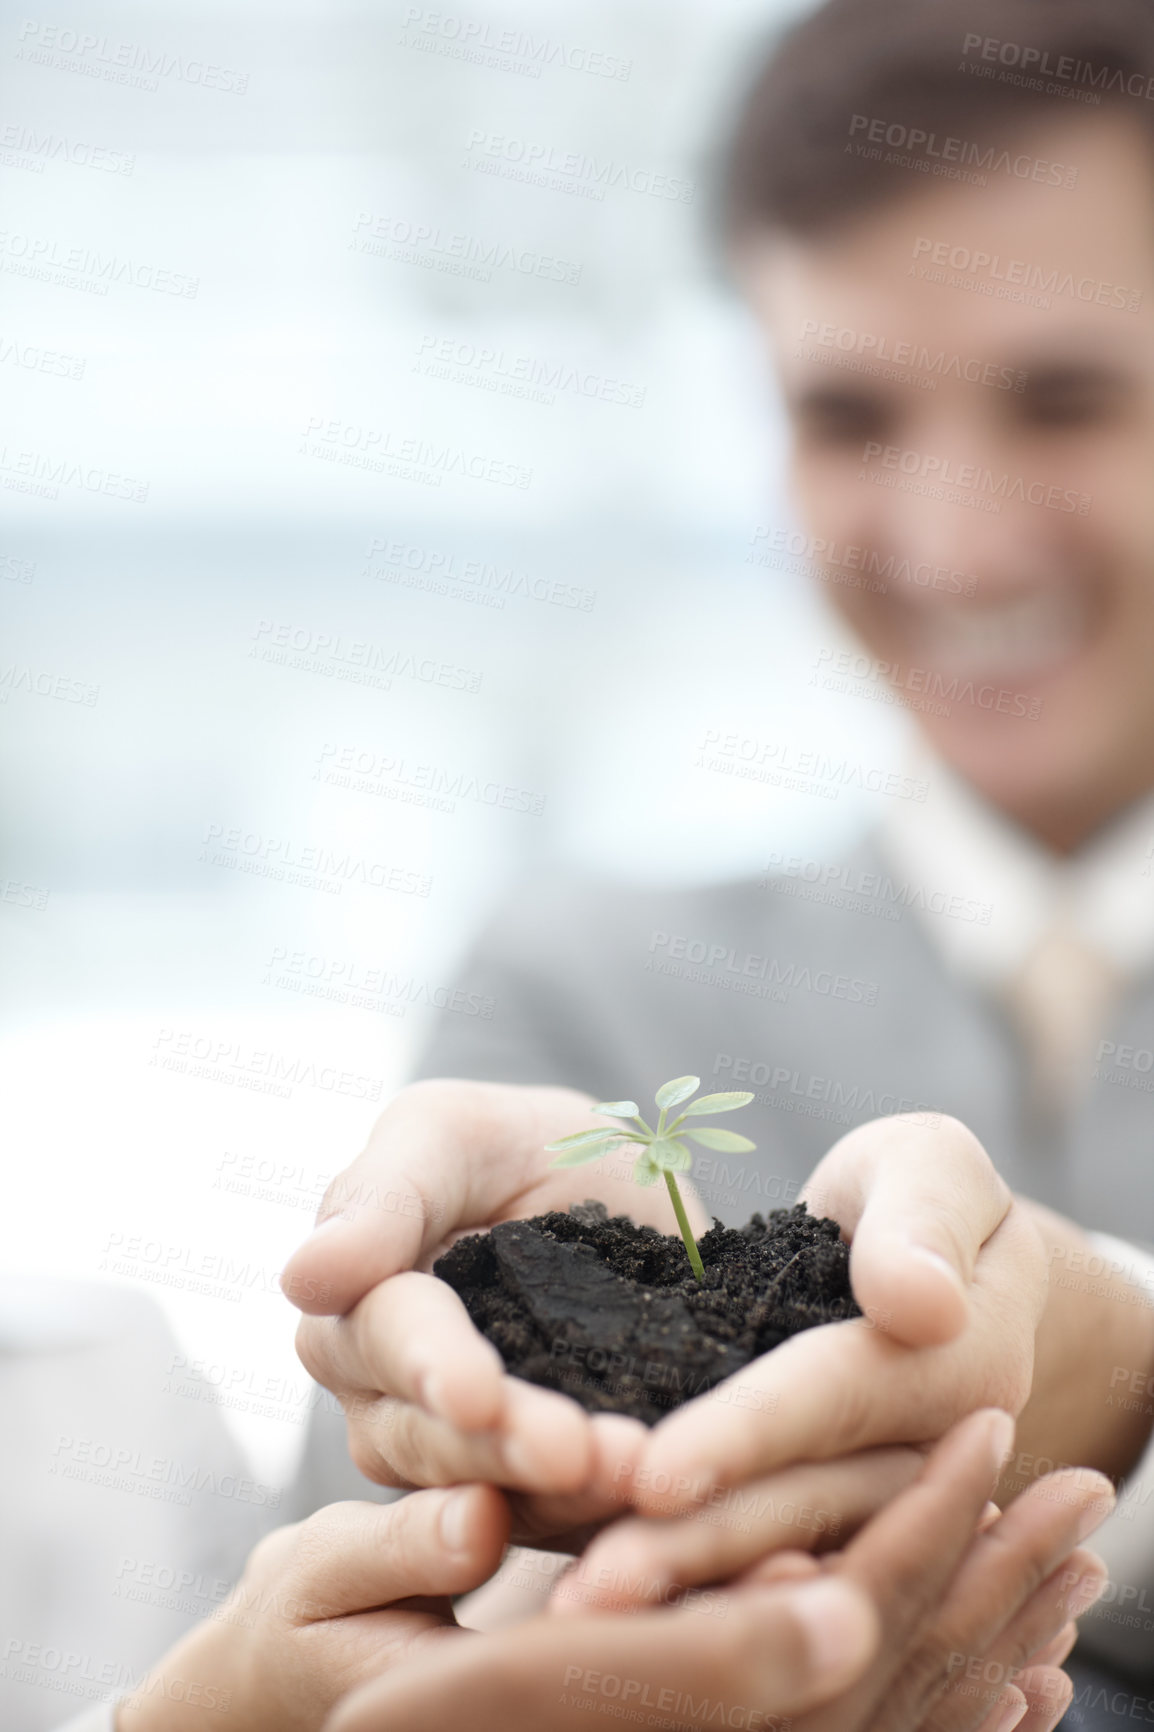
[155,1082,1147,1732]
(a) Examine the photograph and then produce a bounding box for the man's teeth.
[918,592,1086,680]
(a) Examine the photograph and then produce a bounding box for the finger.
[342,1377,596,1495]
[739,1550,822,1587]
[922,1556,1104,1732]
[277,1487,510,1619]
[838,1412,1015,1643]
[554,1448,922,1613]
[281,1080,595,1315]
[801,1115,1016,1347]
[917,1464,1114,1666]
[967,1686,1029,1732]
[504,1414,649,1550]
[1023,1624,1077,1670]
[1012,1667,1074,1732]
[863,1459,1113,1732]
[327,1573,881,1732]
[296,1273,506,1431]
[978,1502,1003,1534]
[547,1545,825,1613]
[936,1671,1070,1732]
[1030,1550,1110,1632]
[633,1211,1040,1515]
[786,1414,1018,1732]
[988,1555,1105,1672]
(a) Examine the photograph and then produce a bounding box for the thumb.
[274,1488,510,1621]
[801,1114,1011,1347]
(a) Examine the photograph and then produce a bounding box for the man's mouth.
[910,588,1090,684]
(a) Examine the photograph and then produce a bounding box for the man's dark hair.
[722,0,1154,239]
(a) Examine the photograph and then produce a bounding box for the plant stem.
[664,1170,705,1282]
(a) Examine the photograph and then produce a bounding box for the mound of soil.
[433,1200,860,1425]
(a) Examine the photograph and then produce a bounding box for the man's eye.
[795,396,891,446]
[1018,374,1131,429]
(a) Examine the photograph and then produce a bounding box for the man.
[284,0,1154,1715]
[401,0,1154,1238]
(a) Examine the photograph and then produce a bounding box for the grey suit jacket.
[413,842,1154,1242]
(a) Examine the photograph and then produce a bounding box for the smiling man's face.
[741,111,1154,852]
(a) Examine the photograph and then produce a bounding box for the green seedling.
[545,1075,756,1282]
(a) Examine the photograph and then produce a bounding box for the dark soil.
[433,1201,860,1425]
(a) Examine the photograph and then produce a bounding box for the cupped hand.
[322,1411,1112,1732]
[282,1079,708,1538]
[618,1114,1046,1525]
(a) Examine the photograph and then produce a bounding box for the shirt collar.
[877,748,1154,991]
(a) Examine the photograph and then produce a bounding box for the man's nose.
[866,464,1046,600]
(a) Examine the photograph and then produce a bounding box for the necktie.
[1001,917,1121,1127]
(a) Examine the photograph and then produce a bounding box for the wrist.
[115,1619,246,1732]
[1010,1201,1154,1493]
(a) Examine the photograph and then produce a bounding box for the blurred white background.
[0,0,914,1484]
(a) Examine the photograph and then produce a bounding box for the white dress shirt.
[879,752,1154,993]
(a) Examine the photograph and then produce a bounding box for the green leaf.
[655,1075,700,1111]
[550,1137,624,1168]
[593,1100,639,1118]
[545,1126,627,1151]
[678,1091,755,1116]
[649,1137,692,1171]
[633,1152,660,1186]
[684,1127,757,1153]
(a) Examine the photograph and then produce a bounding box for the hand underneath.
[323,1411,1113,1732]
[116,1485,509,1732]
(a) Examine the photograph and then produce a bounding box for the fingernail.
[987,1410,1015,1469]
[438,1488,473,1554]
[502,1433,544,1486]
[1065,1567,1108,1618]
[589,1412,647,1487]
[549,1565,598,1615]
[791,1578,877,1678]
[644,1461,716,1507]
[417,1370,448,1419]
[686,1466,719,1504]
[992,1690,1028,1732]
[580,1545,662,1605]
[1078,1492,1116,1542]
[549,1577,581,1613]
[908,1246,965,1290]
[300,1214,353,1249]
[548,1584,580,1615]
